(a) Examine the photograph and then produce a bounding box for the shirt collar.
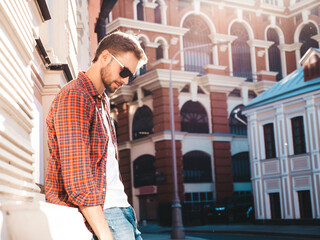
[78,71,101,98]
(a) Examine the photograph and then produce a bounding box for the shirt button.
[104,173,106,176]
[98,95,101,98]
[99,108,102,111]
[103,188,106,192]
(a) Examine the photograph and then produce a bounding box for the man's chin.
[105,86,118,94]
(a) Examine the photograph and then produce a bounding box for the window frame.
[263,123,277,159]
[291,116,307,155]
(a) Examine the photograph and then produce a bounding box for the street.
[142,232,317,240]
[187,232,316,240]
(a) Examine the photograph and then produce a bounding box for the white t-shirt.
[101,104,130,209]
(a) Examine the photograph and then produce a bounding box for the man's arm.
[79,205,113,240]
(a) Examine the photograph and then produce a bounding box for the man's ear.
[99,50,110,63]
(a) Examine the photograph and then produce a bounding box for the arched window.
[156,43,164,60]
[154,0,161,24]
[299,23,319,57]
[132,106,153,140]
[133,155,156,187]
[183,151,212,183]
[231,22,252,81]
[137,0,144,21]
[267,28,282,81]
[232,152,250,182]
[183,15,212,75]
[180,101,209,133]
[229,105,247,135]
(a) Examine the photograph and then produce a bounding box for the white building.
[0,0,92,239]
[243,48,320,221]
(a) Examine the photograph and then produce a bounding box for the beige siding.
[0,0,39,201]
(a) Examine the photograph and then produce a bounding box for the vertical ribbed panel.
[0,0,39,201]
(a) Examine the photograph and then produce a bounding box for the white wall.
[0,0,92,238]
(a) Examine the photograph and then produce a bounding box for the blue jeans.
[92,206,142,240]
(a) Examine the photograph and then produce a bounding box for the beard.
[100,63,118,93]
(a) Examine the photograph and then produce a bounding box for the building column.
[116,102,133,204]
[210,92,233,200]
[306,97,320,218]
[153,87,184,224]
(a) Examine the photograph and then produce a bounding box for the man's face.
[100,51,139,93]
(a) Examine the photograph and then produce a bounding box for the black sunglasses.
[110,54,136,82]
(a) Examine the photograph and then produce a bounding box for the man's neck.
[86,65,105,95]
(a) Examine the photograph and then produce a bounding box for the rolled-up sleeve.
[53,90,100,206]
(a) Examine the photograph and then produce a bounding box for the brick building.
[89,0,320,224]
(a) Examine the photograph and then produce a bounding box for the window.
[229,88,241,97]
[299,23,319,58]
[231,22,252,81]
[248,90,257,99]
[311,7,319,17]
[183,15,212,75]
[154,0,161,24]
[267,28,282,81]
[291,116,306,155]
[232,152,250,182]
[137,0,144,21]
[229,105,247,135]
[183,151,212,183]
[263,123,276,159]
[132,106,154,140]
[156,44,163,60]
[180,100,209,133]
[184,192,214,203]
[133,155,156,187]
[143,88,152,97]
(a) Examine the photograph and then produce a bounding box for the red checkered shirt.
[45,72,117,229]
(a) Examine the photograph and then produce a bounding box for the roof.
[245,66,320,110]
[299,47,320,65]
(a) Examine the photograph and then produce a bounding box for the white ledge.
[107,18,189,36]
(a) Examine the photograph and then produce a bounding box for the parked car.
[212,195,254,223]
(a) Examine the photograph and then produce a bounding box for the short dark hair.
[92,31,147,68]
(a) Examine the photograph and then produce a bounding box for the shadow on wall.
[0,201,91,240]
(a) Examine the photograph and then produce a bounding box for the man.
[45,31,147,240]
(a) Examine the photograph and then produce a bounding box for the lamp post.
[169,41,229,240]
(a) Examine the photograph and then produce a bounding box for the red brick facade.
[155,140,184,203]
[89,0,320,224]
[210,92,233,200]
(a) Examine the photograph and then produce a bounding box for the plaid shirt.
[45,72,117,218]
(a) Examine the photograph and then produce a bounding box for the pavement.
[139,222,320,240]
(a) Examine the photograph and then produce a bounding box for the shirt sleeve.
[53,90,100,206]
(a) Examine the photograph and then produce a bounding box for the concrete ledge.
[0,201,92,240]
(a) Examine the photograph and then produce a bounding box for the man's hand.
[79,205,113,240]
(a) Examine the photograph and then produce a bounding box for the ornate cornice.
[133,69,199,91]
[209,33,237,43]
[247,39,274,48]
[198,74,245,94]
[106,17,189,36]
[278,43,302,52]
[109,85,134,105]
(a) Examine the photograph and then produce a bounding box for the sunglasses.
[110,53,136,82]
